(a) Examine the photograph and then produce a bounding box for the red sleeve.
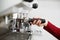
[44,21,60,39]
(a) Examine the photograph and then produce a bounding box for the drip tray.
[0,32,29,40]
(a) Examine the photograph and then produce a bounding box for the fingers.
[30,20,37,25]
[33,20,37,24]
[36,20,41,26]
[30,20,41,26]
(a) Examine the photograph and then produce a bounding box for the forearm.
[44,21,60,39]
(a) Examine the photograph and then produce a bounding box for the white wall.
[0,0,22,12]
[28,1,60,28]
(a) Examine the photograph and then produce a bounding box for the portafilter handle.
[28,18,46,24]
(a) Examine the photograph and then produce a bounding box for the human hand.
[29,18,48,27]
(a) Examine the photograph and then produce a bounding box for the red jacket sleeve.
[44,21,60,39]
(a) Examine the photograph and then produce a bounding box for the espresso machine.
[9,10,45,40]
[8,0,45,40]
[10,11,45,32]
